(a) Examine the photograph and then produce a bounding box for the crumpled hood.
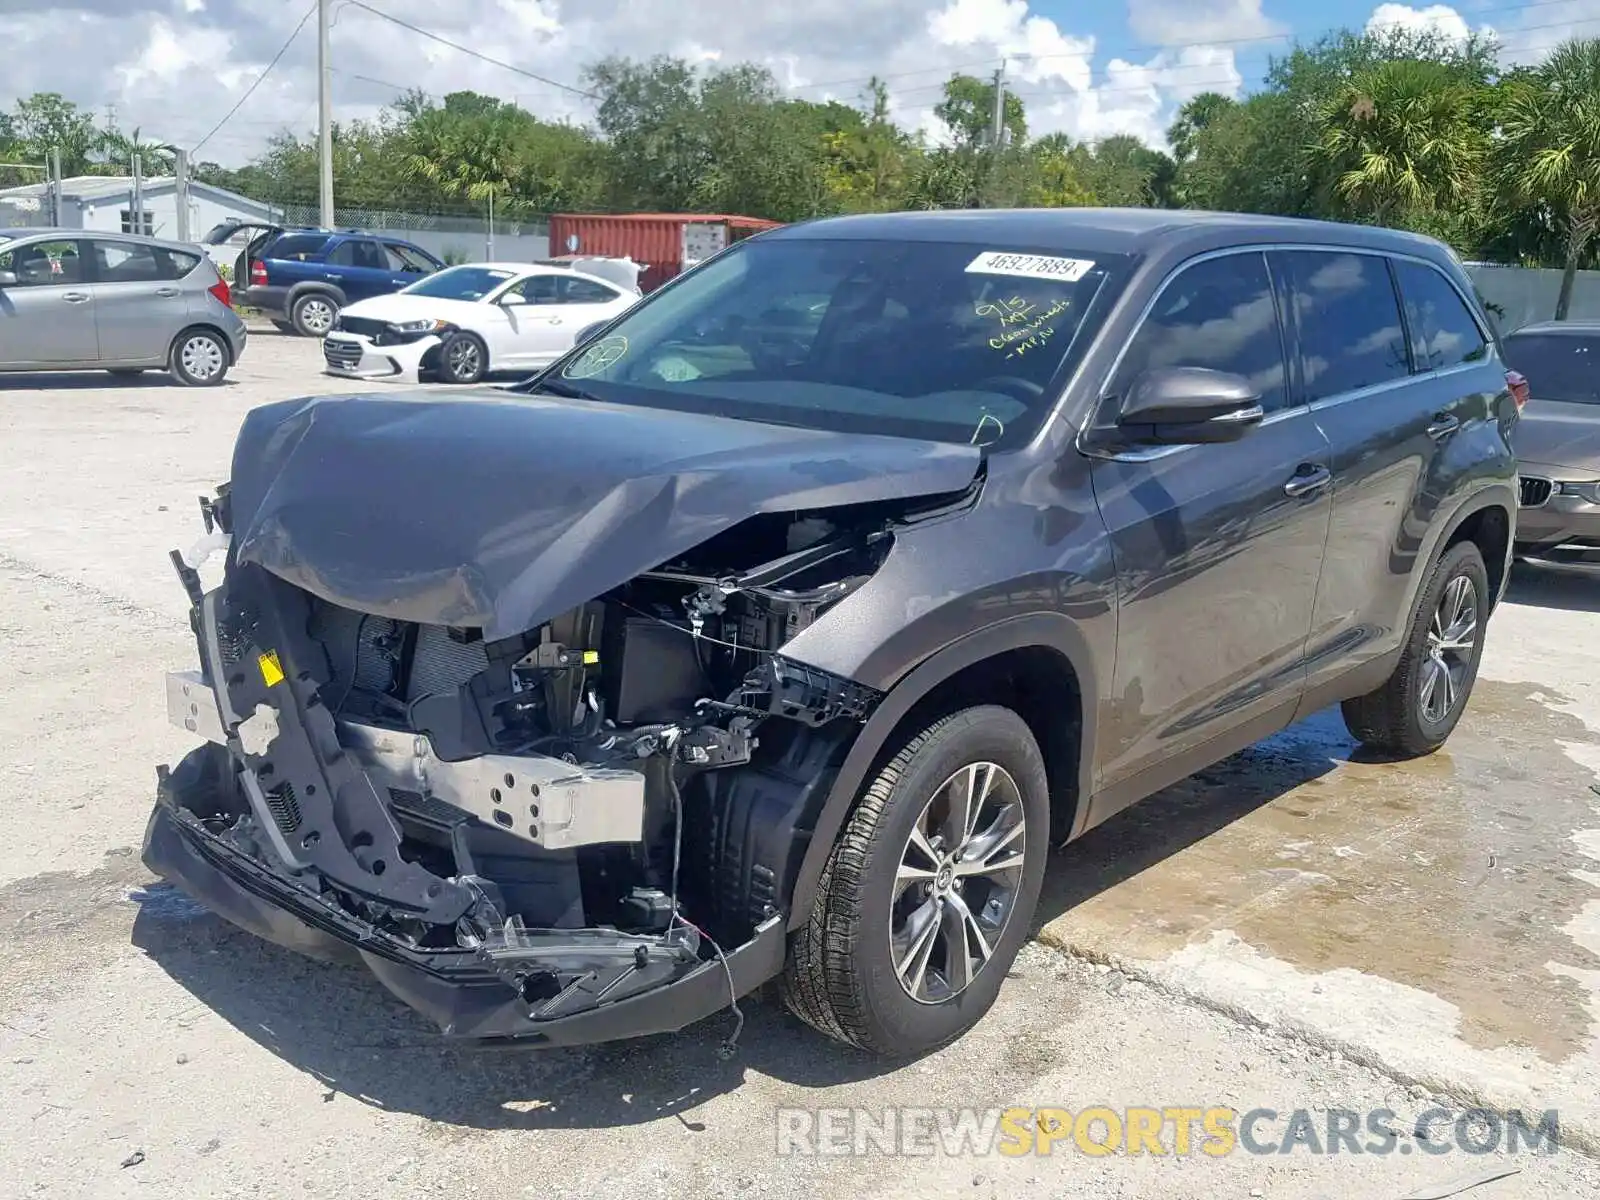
[1515,400,1600,474]
[228,391,982,639]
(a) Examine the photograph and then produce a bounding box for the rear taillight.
[1506,370,1530,411]
[249,259,267,287]
[208,277,232,309]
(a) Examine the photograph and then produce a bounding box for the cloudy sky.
[4,0,1598,164]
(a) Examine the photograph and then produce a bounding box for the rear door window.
[560,277,622,304]
[1393,260,1489,372]
[1279,250,1411,402]
[1112,250,1290,413]
[1501,333,1600,404]
[93,240,163,283]
[265,233,330,261]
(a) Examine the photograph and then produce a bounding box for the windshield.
[1503,332,1600,404]
[403,265,516,301]
[525,236,1126,448]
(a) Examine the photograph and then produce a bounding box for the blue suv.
[205,223,446,337]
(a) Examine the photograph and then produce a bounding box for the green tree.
[934,73,1026,149]
[1167,92,1236,167]
[1494,37,1600,318]
[1311,58,1488,227]
[10,92,97,173]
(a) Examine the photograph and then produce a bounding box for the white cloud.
[0,0,1251,168]
[1365,3,1475,44]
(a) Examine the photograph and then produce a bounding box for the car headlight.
[1556,481,1600,504]
[388,318,449,336]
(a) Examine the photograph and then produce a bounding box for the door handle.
[1283,464,1332,498]
[155,286,180,297]
[1426,413,1461,440]
[61,292,90,303]
[548,317,564,325]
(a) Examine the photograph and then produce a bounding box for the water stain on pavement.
[1038,680,1600,1062]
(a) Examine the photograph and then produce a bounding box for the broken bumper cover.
[322,332,437,383]
[143,748,786,1045]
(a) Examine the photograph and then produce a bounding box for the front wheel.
[1342,540,1489,756]
[782,705,1049,1056]
[169,329,230,387]
[435,331,487,384]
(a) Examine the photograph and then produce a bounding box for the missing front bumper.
[143,744,786,1045]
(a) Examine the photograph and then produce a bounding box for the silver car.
[0,228,248,386]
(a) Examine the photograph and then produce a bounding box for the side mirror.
[499,292,527,307]
[1114,367,1264,444]
[0,269,15,286]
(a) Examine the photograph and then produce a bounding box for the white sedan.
[321,261,640,384]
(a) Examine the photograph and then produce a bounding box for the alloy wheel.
[299,299,334,334]
[181,335,225,381]
[1420,574,1478,724]
[890,761,1026,1005]
[447,338,481,379]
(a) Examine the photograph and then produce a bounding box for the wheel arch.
[785,613,1096,930]
[1441,494,1513,611]
[168,323,237,368]
[287,281,346,312]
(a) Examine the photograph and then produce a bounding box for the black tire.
[436,331,488,384]
[290,292,338,338]
[168,328,230,387]
[270,319,296,335]
[781,705,1050,1056]
[1341,540,1489,757]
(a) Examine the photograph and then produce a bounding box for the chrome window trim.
[1074,240,1501,465]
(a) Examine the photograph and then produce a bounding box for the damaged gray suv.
[145,209,1520,1058]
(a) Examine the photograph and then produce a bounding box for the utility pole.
[47,146,61,226]
[174,148,192,242]
[989,61,1007,154]
[317,0,334,229]
[131,153,144,234]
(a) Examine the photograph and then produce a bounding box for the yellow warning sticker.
[258,650,286,688]
[581,650,600,665]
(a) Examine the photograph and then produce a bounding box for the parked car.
[145,209,1519,1060]
[0,227,245,385]
[1502,319,1600,561]
[202,222,445,337]
[322,261,640,384]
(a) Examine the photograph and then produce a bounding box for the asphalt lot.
[2,328,1598,1198]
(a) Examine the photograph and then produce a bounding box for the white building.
[0,174,276,244]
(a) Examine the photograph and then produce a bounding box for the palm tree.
[1167,92,1236,165]
[1311,58,1488,227]
[89,125,178,175]
[1495,37,1600,320]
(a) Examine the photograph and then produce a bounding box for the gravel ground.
[1,332,1596,1198]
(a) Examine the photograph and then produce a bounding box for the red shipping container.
[547,213,783,293]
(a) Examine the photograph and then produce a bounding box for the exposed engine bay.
[155,484,975,1045]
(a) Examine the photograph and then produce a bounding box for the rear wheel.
[1342,540,1488,756]
[291,293,337,338]
[169,329,230,387]
[436,331,488,384]
[782,705,1049,1056]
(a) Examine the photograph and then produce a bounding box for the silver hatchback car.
[0,228,248,385]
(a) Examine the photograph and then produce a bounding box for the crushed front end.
[143,486,907,1049]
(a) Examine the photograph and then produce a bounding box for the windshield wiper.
[514,375,600,400]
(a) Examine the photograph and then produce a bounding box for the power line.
[192,4,317,155]
[341,0,596,99]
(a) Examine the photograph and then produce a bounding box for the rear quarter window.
[1392,260,1489,372]
[265,234,330,261]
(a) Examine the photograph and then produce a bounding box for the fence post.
[486,192,495,260]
